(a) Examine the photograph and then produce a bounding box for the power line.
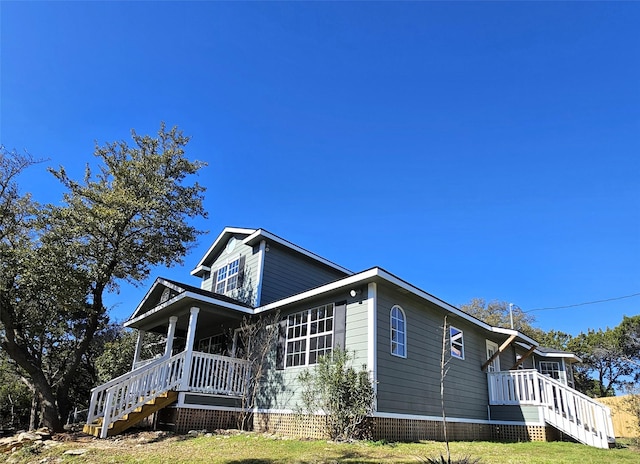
[524,292,640,313]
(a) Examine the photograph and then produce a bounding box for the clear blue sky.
[2,2,638,336]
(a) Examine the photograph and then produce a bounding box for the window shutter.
[211,269,218,292]
[275,319,287,370]
[333,301,347,350]
[237,255,246,287]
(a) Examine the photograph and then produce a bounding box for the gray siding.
[256,293,369,411]
[201,234,261,306]
[489,405,541,423]
[260,243,348,305]
[375,283,495,421]
[183,394,242,408]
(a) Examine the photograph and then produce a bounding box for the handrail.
[88,352,186,438]
[488,370,615,449]
[86,351,252,438]
[188,352,251,396]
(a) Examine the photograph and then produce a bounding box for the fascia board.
[244,229,353,275]
[492,327,539,346]
[375,268,497,332]
[124,290,254,328]
[190,264,211,277]
[255,268,379,313]
[191,227,257,273]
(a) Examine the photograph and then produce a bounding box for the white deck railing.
[188,352,251,396]
[488,370,615,449]
[87,351,250,438]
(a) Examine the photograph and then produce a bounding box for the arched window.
[390,305,406,358]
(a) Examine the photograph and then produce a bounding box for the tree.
[297,348,375,441]
[459,298,537,336]
[0,125,207,431]
[234,312,281,430]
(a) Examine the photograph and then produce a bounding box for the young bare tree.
[235,311,280,430]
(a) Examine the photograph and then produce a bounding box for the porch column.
[132,329,146,370]
[180,307,200,391]
[164,316,178,358]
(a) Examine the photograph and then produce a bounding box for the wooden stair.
[83,391,178,437]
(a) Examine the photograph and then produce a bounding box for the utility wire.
[524,292,640,313]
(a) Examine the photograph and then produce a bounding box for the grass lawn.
[5,432,639,464]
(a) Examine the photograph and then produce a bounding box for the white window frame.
[485,340,500,373]
[215,256,240,294]
[450,326,465,360]
[539,361,562,381]
[284,303,334,368]
[390,305,407,358]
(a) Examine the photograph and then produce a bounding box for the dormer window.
[214,256,244,294]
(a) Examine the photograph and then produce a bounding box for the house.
[84,227,615,448]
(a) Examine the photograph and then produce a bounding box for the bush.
[297,348,375,441]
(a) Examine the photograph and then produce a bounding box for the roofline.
[255,267,539,345]
[124,290,254,328]
[191,227,257,275]
[244,229,353,275]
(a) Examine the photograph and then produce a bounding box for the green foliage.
[0,355,32,430]
[94,326,164,384]
[0,126,207,430]
[298,348,375,441]
[419,456,481,464]
[459,298,537,336]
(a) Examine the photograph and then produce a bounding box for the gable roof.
[125,276,253,327]
[191,226,352,277]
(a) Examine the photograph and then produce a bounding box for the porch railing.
[87,351,251,438]
[187,352,251,396]
[88,352,186,438]
[488,370,614,449]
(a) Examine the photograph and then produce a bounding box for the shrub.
[297,348,375,441]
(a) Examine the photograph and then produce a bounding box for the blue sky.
[2,2,638,336]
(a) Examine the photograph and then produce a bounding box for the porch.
[488,370,615,449]
[85,305,252,438]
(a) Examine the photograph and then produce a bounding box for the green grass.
[4,433,639,464]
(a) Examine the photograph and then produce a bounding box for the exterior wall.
[201,234,261,306]
[375,283,492,421]
[254,292,369,412]
[489,405,542,423]
[259,243,348,305]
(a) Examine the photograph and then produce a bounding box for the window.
[390,305,406,358]
[215,258,240,294]
[285,303,334,367]
[539,361,561,380]
[485,340,500,372]
[198,333,228,355]
[450,326,464,359]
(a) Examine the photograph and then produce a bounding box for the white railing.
[188,352,251,396]
[88,352,186,438]
[87,351,251,438]
[488,370,615,449]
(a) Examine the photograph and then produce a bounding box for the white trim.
[124,290,253,328]
[254,240,266,306]
[373,411,545,426]
[390,304,407,359]
[450,325,465,360]
[485,340,500,373]
[213,253,241,295]
[191,227,257,275]
[256,269,379,313]
[243,229,353,275]
[367,283,378,412]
